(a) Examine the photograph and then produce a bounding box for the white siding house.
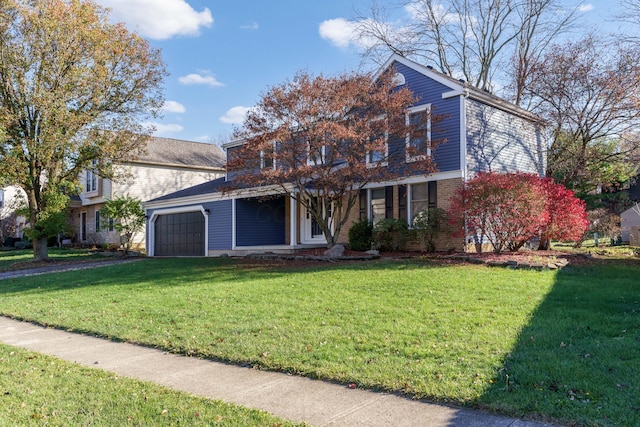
[0,185,27,245]
[621,205,640,244]
[69,137,225,248]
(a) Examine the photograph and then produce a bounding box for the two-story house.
[70,136,225,248]
[0,185,27,245]
[143,55,545,257]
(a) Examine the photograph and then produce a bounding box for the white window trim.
[260,141,277,170]
[408,182,429,226]
[306,141,326,166]
[406,104,431,163]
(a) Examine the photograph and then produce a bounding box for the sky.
[94,0,623,145]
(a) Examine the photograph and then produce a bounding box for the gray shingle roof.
[130,137,225,170]
[148,177,228,202]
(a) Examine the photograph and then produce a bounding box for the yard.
[0,254,638,426]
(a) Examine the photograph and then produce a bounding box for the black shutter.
[385,186,394,219]
[398,185,407,222]
[359,189,367,220]
[428,181,437,209]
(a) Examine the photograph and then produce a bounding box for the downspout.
[460,88,470,252]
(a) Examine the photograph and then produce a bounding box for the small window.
[95,210,101,232]
[85,160,98,193]
[306,141,326,166]
[260,142,276,170]
[406,104,431,162]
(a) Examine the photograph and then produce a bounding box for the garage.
[154,211,205,256]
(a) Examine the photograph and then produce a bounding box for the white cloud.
[219,106,251,124]
[178,72,225,88]
[319,18,359,48]
[578,3,594,12]
[145,122,184,135]
[161,100,186,113]
[97,0,213,40]
[240,21,259,30]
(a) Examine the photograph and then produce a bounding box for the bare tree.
[355,0,579,103]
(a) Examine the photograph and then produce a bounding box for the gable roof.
[378,54,542,123]
[128,137,225,170]
[148,177,228,203]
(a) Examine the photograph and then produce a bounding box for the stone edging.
[448,255,570,270]
[246,253,380,262]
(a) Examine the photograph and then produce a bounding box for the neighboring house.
[621,205,640,244]
[143,55,545,257]
[69,137,225,248]
[0,185,27,245]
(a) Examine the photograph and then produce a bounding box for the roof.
[378,54,543,123]
[129,137,225,170]
[147,177,228,202]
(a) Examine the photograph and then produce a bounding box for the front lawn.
[0,343,302,426]
[0,257,638,426]
[0,248,106,272]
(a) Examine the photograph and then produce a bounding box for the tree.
[412,207,448,252]
[448,172,547,253]
[101,195,145,255]
[526,35,640,199]
[229,69,438,247]
[354,0,578,103]
[0,0,165,260]
[537,178,589,250]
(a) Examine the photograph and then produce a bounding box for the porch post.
[289,194,297,247]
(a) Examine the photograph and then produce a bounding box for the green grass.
[0,257,638,426]
[0,343,302,426]
[0,248,105,272]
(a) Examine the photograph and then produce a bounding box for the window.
[409,181,437,224]
[0,189,4,209]
[85,160,98,193]
[406,104,431,162]
[96,210,114,232]
[306,141,326,166]
[260,142,276,170]
[370,188,386,224]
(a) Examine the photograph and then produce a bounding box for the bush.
[373,218,409,252]
[14,238,32,250]
[412,208,448,252]
[348,219,373,251]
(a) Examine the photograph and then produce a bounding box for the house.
[0,185,27,245]
[143,55,545,256]
[69,137,225,248]
[621,205,640,244]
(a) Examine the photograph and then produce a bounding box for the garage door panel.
[154,211,205,256]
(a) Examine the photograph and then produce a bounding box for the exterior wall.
[206,200,233,250]
[389,62,462,175]
[465,98,545,177]
[236,197,286,246]
[621,206,640,243]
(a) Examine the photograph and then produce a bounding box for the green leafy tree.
[101,196,145,255]
[0,0,166,260]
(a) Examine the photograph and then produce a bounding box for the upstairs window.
[406,104,431,162]
[85,160,98,193]
[367,117,389,167]
[260,142,276,170]
[306,141,326,166]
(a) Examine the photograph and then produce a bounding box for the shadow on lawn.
[467,259,640,426]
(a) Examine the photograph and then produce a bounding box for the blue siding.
[236,197,286,246]
[465,99,545,176]
[206,200,233,250]
[391,62,461,174]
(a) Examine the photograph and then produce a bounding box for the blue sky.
[94,0,621,144]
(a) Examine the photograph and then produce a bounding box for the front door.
[301,197,331,244]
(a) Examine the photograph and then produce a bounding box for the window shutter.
[359,190,367,220]
[428,181,437,209]
[385,186,394,219]
[398,185,407,222]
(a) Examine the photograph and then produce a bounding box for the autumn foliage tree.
[0,0,165,260]
[229,69,438,247]
[449,172,588,253]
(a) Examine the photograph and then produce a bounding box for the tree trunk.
[538,236,551,251]
[33,236,49,260]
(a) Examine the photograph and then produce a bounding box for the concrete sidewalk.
[0,317,556,427]
[0,258,141,281]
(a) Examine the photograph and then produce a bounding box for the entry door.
[302,197,330,244]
